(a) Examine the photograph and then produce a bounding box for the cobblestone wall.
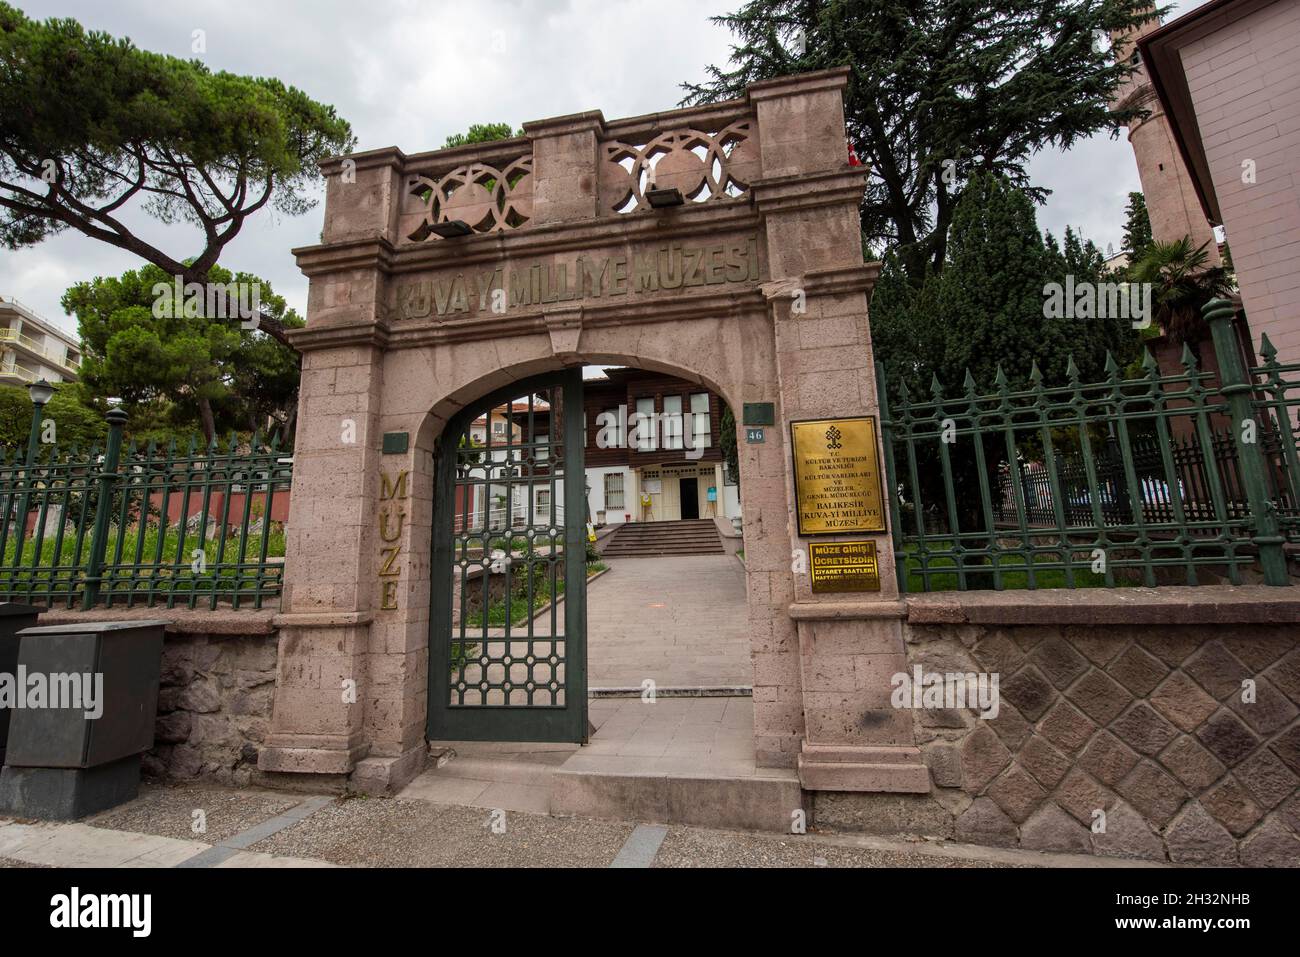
[143,632,278,785]
[869,622,1300,865]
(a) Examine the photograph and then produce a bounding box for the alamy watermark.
[151,276,262,329]
[890,665,1000,719]
[49,887,150,937]
[595,405,707,461]
[1043,276,1153,330]
[0,668,103,719]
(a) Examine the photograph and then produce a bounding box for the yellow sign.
[809,541,881,593]
[790,416,886,535]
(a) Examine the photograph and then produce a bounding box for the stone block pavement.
[587,555,752,689]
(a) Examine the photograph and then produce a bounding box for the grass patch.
[0,524,286,593]
[464,560,606,628]
[902,540,1119,592]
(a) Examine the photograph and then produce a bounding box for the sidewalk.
[588,555,752,689]
[0,782,1168,869]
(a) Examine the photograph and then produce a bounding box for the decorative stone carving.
[601,119,759,214]
[407,156,533,239]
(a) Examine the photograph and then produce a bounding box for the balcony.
[0,361,39,384]
[0,328,79,373]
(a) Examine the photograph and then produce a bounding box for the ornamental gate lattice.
[427,370,588,743]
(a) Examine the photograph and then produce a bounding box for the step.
[608,538,722,546]
[612,533,722,540]
[550,768,802,833]
[603,541,724,550]
[610,542,721,548]
[605,551,724,558]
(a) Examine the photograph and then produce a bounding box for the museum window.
[604,472,625,509]
[634,397,657,451]
[690,392,711,448]
[599,407,623,448]
[663,395,684,450]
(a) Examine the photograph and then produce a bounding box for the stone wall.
[812,591,1300,866]
[145,631,279,785]
[33,609,282,786]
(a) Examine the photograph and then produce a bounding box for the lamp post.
[13,379,55,558]
[25,379,54,466]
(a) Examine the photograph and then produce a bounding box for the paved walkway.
[588,554,752,689]
[0,781,1167,868]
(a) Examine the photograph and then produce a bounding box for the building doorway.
[679,476,699,519]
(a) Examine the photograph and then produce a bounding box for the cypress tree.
[1122,191,1154,259]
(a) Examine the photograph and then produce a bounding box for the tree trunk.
[198,396,216,446]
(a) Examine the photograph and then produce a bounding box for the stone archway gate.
[261,67,931,798]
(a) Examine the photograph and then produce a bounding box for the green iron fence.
[878,299,1297,592]
[0,409,291,609]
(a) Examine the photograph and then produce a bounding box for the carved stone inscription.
[378,470,408,610]
[396,236,760,320]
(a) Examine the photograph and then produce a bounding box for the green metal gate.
[428,369,589,742]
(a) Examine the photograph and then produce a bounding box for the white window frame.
[634,397,657,452]
[689,393,711,449]
[604,472,625,510]
[662,395,684,450]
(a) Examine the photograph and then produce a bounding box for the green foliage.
[2,524,286,590]
[61,262,303,446]
[873,172,1139,397]
[0,382,106,450]
[684,0,1164,284]
[0,3,353,348]
[1122,191,1154,259]
[719,404,738,493]
[444,123,521,148]
[1127,237,1234,346]
[934,173,1057,389]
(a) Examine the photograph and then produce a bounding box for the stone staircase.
[601,519,724,558]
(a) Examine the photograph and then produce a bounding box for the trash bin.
[0,620,167,820]
[0,602,43,768]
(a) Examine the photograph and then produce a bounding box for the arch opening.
[423,356,756,766]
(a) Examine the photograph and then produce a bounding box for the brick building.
[1137,0,1300,370]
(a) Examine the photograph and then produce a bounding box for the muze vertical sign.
[378,470,408,609]
[790,416,886,535]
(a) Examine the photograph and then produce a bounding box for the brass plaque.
[809,541,881,593]
[790,416,886,535]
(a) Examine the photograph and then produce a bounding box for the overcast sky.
[2,0,1202,336]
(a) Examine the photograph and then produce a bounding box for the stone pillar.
[260,149,418,790]
[522,112,603,225]
[749,69,929,792]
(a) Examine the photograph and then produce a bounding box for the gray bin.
[0,602,43,767]
[0,620,167,819]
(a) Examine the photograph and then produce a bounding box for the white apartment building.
[0,296,82,387]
